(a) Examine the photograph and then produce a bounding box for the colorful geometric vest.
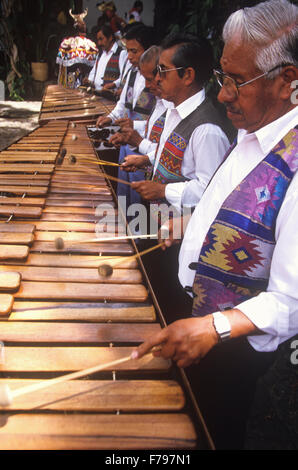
[152,97,229,186]
[103,45,122,85]
[191,126,298,317]
[147,110,167,144]
[124,69,156,121]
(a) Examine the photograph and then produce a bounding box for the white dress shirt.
[179,106,298,352]
[88,43,127,90]
[147,89,230,211]
[108,67,147,134]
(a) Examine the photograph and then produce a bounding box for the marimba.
[38,85,115,124]
[0,89,214,450]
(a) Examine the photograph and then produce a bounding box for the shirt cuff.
[236,292,290,351]
[133,121,146,135]
[165,182,185,212]
[138,139,157,156]
[148,150,156,165]
[108,113,116,123]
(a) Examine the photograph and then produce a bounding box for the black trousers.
[185,337,277,450]
[138,240,193,323]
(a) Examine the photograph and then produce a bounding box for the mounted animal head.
[69,8,88,31]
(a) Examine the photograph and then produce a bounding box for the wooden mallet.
[0,348,161,407]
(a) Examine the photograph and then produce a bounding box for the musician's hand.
[109,132,125,147]
[131,316,218,368]
[121,155,150,172]
[114,88,122,99]
[119,128,143,147]
[102,82,116,91]
[131,181,165,200]
[158,215,192,250]
[114,117,133,129]
[96,116,112,127]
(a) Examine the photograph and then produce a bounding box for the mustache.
[225,105,243,115]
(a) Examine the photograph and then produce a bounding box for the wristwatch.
[212,311,231,342]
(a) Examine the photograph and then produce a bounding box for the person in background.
[84,23,127,94]
[56,9,98,88]
[96,24,156,208]
[97,1,126,37]
[108,45,168,207]
[128,1,143,24]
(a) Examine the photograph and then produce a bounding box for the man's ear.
[279,65,298,101]
[183,67,196,86]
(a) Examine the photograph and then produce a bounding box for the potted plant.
[30,24,49,82]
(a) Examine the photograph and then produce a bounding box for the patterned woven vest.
[149,97,231,226]
[191,126,298,317]
[152,97,228,187]
[125,69,156,121]
[145,110,166,144]
[103,45,122,85]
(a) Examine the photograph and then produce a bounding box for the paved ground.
[0,101,42,151]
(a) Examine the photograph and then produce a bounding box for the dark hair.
[160,33,214,87]
[98,23,115,39]
[123,24,155,50]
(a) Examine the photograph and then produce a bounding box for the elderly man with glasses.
[132,0,298,450]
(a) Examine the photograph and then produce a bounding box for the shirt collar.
[238,107,298,155]
[109,41,118,54]
[176,89,205,119]
[163,89,206,118]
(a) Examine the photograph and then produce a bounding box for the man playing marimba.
[96,24,157,207]
[121,33,231,215]
[84,23,128,94]
[133,0,298,450]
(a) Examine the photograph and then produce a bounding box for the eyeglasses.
[213,63,291,97]
[156,64,184,76]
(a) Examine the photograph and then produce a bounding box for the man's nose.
[153,72,161,86]
[217,85,235,104]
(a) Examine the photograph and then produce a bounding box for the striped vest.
[124,69,156,121]
[191,126,298,317]
[103,45,122,84]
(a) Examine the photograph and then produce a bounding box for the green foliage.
[154,0,262,63]
[8,61,32,101]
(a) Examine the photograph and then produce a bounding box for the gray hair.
[139,45,160,67]
[222,0,298,77]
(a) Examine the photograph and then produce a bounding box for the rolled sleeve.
[133,120,146,136]
[138,138,158,156]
